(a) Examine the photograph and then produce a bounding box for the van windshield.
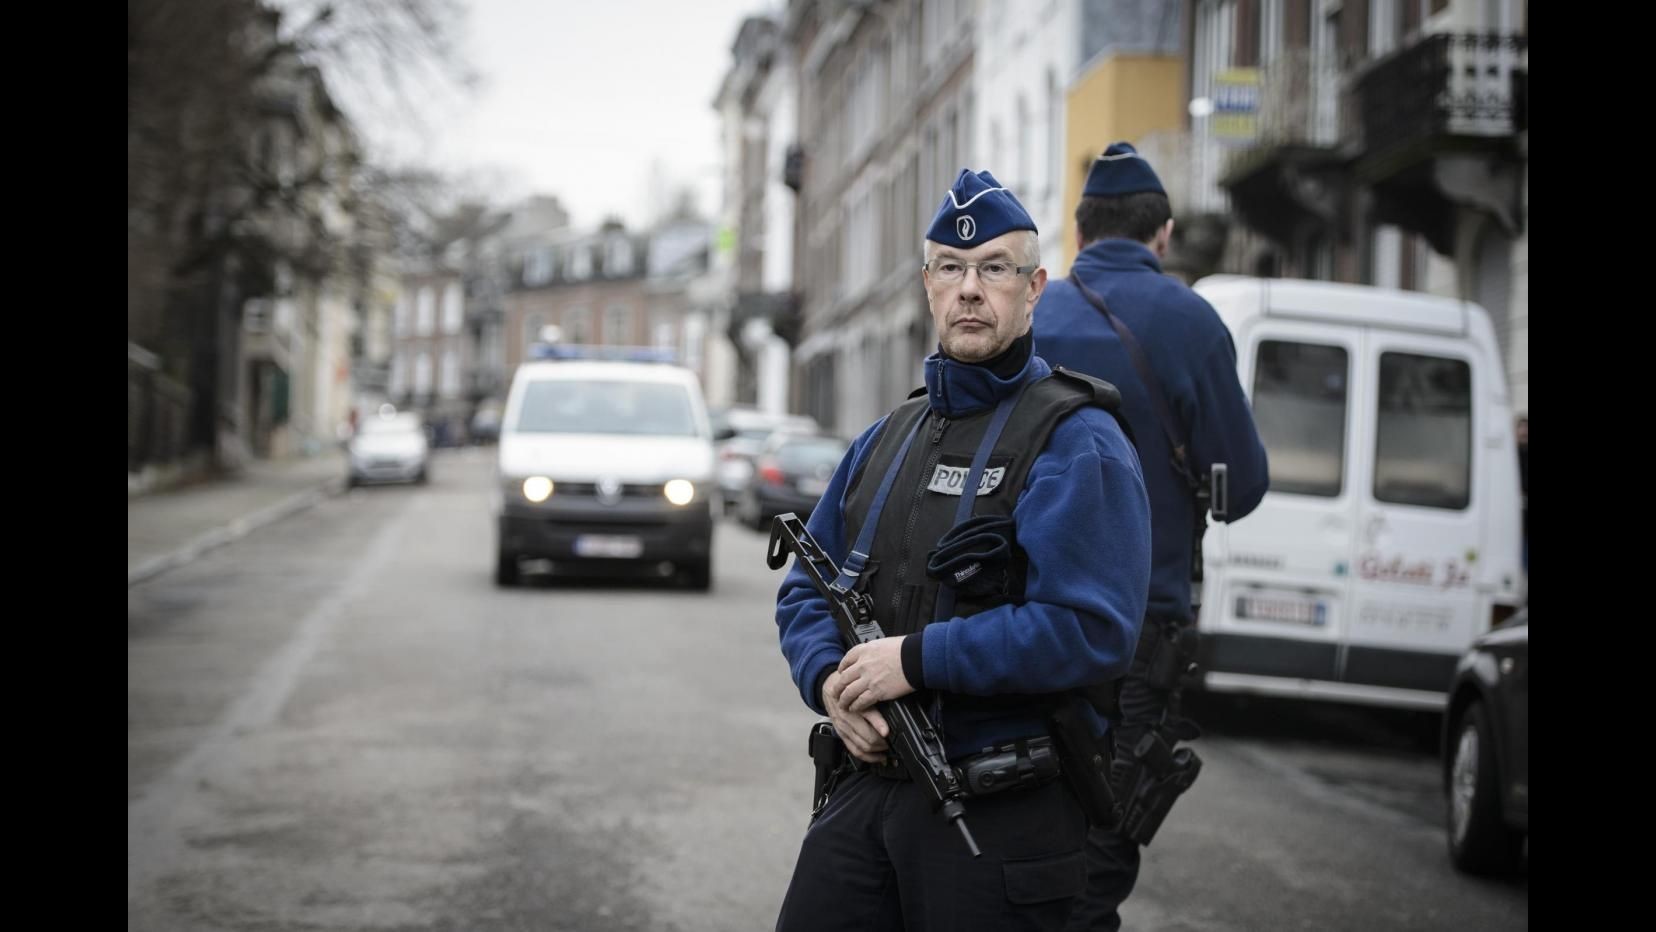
[513,379,700,436]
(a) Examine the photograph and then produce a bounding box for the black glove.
[926,514,1017,598]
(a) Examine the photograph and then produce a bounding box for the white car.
[493,350,717,589]
[347,411,430,486]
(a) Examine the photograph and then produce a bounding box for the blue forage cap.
[1082,141,1166,198]
[925,169,1037,249]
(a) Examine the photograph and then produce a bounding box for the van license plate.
[1235,592,1327,626]
[574,535,643,558]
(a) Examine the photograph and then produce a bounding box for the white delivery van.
[1191,276,1525,711]
[492,343,718,590]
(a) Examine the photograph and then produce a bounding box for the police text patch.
[927,454,1014,496]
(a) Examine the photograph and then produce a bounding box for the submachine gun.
[767,512,981,858]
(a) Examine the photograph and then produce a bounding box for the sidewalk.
[128,451,347,587]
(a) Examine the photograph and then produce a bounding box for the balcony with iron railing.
[1350,32,1527,180]
[1348,32,1527,255]
[1218,50,1351,248]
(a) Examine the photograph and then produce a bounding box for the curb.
[127,477,347,588]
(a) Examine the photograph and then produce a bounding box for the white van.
[1190,277,1525,711]
[492,345,718,589]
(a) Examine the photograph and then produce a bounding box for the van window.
[1374,352,1471,509]
[514,379,699,437]
[1252,340,1348,497]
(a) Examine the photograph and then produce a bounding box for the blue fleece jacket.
[1035,239,1269,621]
[774,348,1151,759]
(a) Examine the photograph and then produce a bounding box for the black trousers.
[775,770,1089,932]
[1064,617,1186,931]
[1063,825,1139,932]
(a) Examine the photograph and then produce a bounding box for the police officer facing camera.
[772,170,1152,932]
[1034,142,1271,932]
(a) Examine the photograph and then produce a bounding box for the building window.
[606,238,634,277]
[414,351,433,398]
[1261,0,1285,65]
[1046,69,1060,200]
[1374,352,1472,509]
[524,248,554,287]
[990,120,1004,183]
[1369,0,1400,57]
[568,245,592,280]
[442,282,463,333]
[1371,225,1404,289]
[394,293,410,337]
[524,313,545,353]
[565,307,592,344]
[440,349,460,399]
[1016,95,1030,194]
[603,305,631,345]
[653,312,676,351]
[416,287,435,335]
[1252,340,1349,497]
[390,353,407,398]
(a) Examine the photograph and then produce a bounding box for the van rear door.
[1345,333,1484,693]
[1203,319,1360,685]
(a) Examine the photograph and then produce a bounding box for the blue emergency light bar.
[527,343,680,364]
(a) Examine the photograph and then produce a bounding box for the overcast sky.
[345,0,783,229]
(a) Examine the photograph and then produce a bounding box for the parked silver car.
[734,432,848,531]
[347,411,430,487]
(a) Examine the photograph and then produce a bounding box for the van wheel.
[685,559,712,592]
[1447,701,1522,875]
[495,549,520,587]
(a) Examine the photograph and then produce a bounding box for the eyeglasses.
[923,258,1037,285]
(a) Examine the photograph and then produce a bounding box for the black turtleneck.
[941,329,1033,379]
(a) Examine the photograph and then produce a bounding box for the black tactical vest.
[842,367,1126,640]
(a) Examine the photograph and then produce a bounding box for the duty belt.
[860,735,1062,799]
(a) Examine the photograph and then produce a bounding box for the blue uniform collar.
[924,345,1050,418]
[1073,238,1162,276]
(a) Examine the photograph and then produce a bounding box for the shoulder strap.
[833,410,928,593]
[1066,274,1198,492]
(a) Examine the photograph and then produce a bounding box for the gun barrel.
[939,799,981,858]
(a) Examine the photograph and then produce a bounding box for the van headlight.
[522,476,554,503]
[663,479,696,506]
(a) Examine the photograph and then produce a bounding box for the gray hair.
[923,230,1040,268]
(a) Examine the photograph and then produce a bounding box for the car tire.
[416,467,429,485]
[685,558,712,592]
[1446,700,1523,875]
[742,493,768,532]
[495,548,520,587]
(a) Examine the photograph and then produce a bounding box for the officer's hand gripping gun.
[767,512,982,858]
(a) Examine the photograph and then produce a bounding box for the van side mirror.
[1209,464,1228,520]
